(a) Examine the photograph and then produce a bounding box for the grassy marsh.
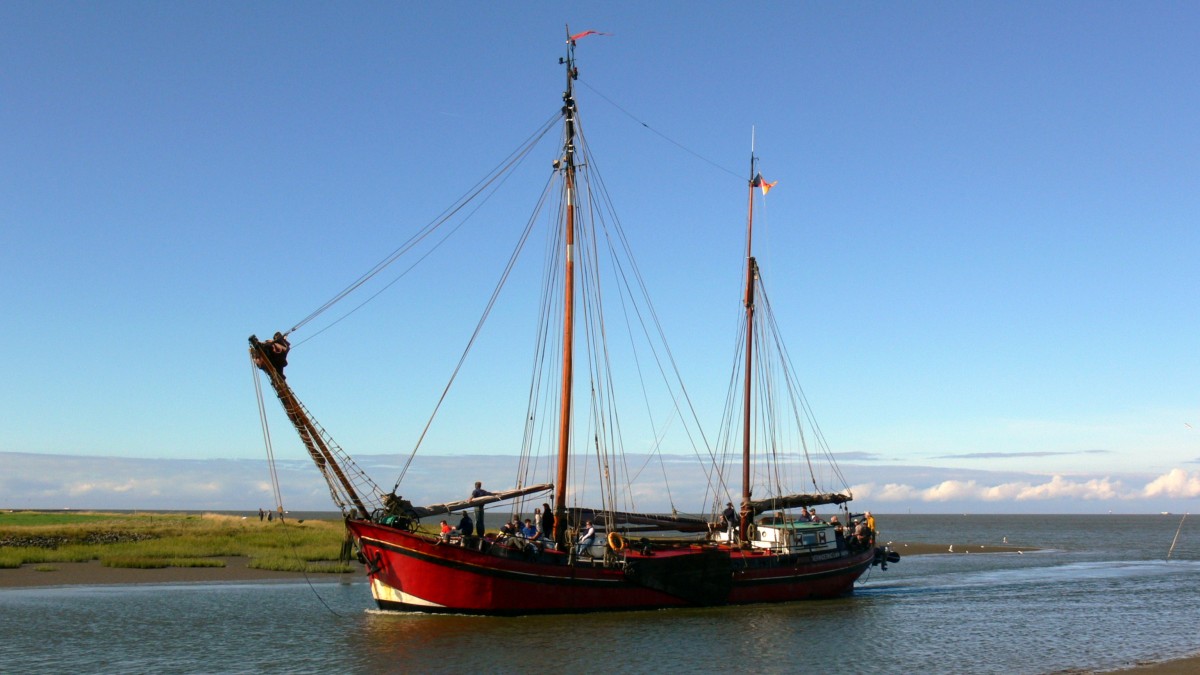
[0,511,354,573]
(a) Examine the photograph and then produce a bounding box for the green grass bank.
[0,511,353,573]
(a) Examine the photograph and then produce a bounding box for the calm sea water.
[2,514,1197,674]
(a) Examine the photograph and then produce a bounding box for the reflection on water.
[2,515,1197,674]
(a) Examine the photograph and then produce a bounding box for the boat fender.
[608,532,626,551]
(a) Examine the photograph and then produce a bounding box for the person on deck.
[722,502,738,541]
[575,520,596,557]
[470,481,492,537]
[521,519,537,538]
[458,512,474,540]
[439,520,455,542]
[830,515,843,535]
[541,502,553,541]
[854,519,872,549]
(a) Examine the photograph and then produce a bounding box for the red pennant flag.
[569,30,611,41]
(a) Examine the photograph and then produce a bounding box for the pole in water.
[1166,512,1187,560]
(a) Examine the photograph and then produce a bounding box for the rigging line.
[518,193,563,494]
[717,313,748,492]
[511,169,571,497]
[393,173,556,491]
[577,79,743,182]
[575,167,623,512]
[273,518,345,618]
[574,130,696,513]
[572,134,629,513]
[584,190,632,517]
[754,292,787,495]
[579,153,660,466]
[576,129,717,466]
[293,120,554,348]
[288,111,562,336]
[759,314,794,497]
[758,281,822,492]
[758,279,850,491]
[587,178,678,511]
[252,359,285,513]
[689,298,741,515]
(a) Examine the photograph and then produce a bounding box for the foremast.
[553,31,580,548]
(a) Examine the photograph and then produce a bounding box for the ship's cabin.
[718,515,841,554]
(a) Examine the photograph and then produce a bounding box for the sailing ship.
[249,31,897,615]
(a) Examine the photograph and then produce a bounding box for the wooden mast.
[740,149,758,541]
[553,32,579,547]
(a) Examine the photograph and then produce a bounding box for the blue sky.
[2,2,1198,513]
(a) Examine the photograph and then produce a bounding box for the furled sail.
[747,492,851,517]
[408,484,554,519]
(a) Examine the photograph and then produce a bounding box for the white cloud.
[68,482,96,496]
[923,480,983,502]
[1143,469,1200,498]
[855,483,922,502]
[3,452,1197,514]
[854,475,1133,503]
[1011,475,1126,501]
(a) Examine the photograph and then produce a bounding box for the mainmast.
[739,150,758,541]
[553,31,581,547]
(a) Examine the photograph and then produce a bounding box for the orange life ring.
[608,531,625,551]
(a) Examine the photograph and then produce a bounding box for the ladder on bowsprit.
[249,337,383,519]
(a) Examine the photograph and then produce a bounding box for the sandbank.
[0,556,356,589]
[889,542,1036,556]
[1113,653,1200,674]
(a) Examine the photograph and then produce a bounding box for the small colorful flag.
[752,173,778,196]
[569,30,612,42]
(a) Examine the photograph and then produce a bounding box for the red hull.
[348,520,876,615]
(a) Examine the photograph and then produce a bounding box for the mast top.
[561,27,582,82]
